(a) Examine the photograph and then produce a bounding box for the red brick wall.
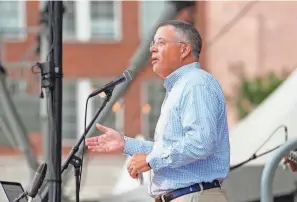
[206,1,297,127]
[1,1,206,155]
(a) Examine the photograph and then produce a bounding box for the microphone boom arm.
[39,86,115,201]
[62,87,114,173]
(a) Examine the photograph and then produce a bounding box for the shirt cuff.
[123,136,137,156]
[146,152,166,171]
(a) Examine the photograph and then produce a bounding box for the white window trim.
[138,0,167,40]
[0,1,27,42]
[64,1,122,43]
[19,1,27,41]
[140,80,150,139]
[112,0,122,42]
[62,0,77,41]
[141,79,166,140]
[89,0,122,42]
[90,77,125,132]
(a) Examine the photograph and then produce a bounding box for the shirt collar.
[163,62,200,91]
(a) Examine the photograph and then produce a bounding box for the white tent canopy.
[230,69,297,166]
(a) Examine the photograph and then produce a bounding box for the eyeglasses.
[150,39,187,48]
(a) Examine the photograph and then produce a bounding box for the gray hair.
[157,20,202,59]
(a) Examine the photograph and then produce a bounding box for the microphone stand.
[62,86,114,202]
[13,191,28,202]
[39,86,115,202]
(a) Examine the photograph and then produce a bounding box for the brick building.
[1,1,297,156]
[0,1,206,155]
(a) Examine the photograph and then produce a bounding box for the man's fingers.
[96,123,109,133]
[127,162,136,178]
[87,145,100,150]
[127,167,132,174]
[130,167,138,179]
[127,163,133,174]
[89,146,109,153]
[91,148,106,153]
[85,136,98,143]
[86,134,108,146]
[85,141,98,146]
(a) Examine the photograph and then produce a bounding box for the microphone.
[88,70,132,98]
[13,162,47,202]
[27,162,47,202]
[0,62,7,75]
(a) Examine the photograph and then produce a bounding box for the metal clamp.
[261,138,297,202]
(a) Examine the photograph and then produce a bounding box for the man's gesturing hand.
[85,123,124,154]
[127,154,151,179]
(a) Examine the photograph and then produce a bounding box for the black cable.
[78,96,91,192]
[34,2,56,193]
[49,1,56,185]
[45,2,55,63]
[230,125,288,171]
[46,20,54,62]
[230,145,281,171]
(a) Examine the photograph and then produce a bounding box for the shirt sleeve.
[123,136,154,156]
[146,84,221,170]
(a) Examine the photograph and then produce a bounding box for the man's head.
[150,20,202,78]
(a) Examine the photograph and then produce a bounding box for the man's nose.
[150,44,157,53]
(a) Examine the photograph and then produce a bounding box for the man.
[86,20,230,202]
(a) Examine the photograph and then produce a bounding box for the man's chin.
[152,64,159,73]
[152,65,164,78]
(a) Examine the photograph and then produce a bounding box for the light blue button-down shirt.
[123,62,230,197]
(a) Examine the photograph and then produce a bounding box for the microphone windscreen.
[28,162,47,197]
[123,70,133,82]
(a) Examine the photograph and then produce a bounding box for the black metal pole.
[48,1,63,202]
[45,2,55,201]
[53,1,63,201]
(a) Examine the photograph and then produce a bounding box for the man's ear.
[180,44,191,59]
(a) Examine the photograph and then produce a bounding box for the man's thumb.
[96,123,108,133]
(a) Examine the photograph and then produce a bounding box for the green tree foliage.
[227,62,289,120]
[235,72,286,119]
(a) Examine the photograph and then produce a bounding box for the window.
[0,77,124,146]
[139,1,166,39]
[141,79,166,140]
[90,78,124,133]
[61,1,121,41]
[62,80,77,141]
[63,1,76,39]
[90,1,121,40]
[0,1,26,39]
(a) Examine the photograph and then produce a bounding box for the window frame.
[138,0,166,40]
[62,78,125,146]
[62,0,122,43]
[89,1,122,42]
[0,1,27,41]
[62,1,76,40]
